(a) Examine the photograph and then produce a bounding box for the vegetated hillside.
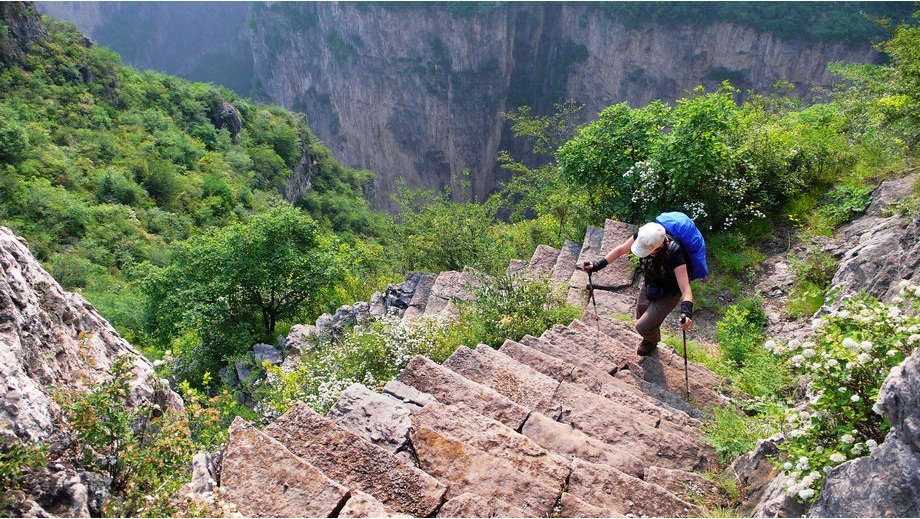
[37,1,914,211]
[0,2,383,345]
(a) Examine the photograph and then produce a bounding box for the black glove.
[586,258,608,272]
[680,300,694,323]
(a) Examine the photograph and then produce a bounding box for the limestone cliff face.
[37,2,881,211]
[248,3,878,211]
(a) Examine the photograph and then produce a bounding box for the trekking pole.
[680,316,690,400]
[582,263,601,345]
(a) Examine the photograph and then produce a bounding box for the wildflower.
[791,354,805,367]
[866,439,878,452]
[843,337,859,352]
[888,349,900,357]
[764,340,776,352]
[851,394,861,403]
[852,443,864,455]
[784,461,794,471]
[826,359,839,368]
[829,452,847,463]
[815,446,824,453]
[798,488,815,500]
[803,348,816,359]
[857,353,872,364]
[811,318,825,331]
[861,341,873,352]
[841,434,855,444]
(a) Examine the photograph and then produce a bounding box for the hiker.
[581,221,694,356]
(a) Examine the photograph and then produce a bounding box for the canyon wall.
[37,2,882,211]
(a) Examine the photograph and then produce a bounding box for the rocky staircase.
[218,219,734,517]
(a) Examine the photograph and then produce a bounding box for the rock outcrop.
[0,227,181,443]
[0,226,183,516]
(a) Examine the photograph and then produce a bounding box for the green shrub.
[767,281,920,502]
[257,313,458,415]
[702,406,775,463]
[456,273,582,348]
[56,354,194,517]
[716,296,768,369]
[0,441,47,510]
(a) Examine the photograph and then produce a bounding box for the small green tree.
[142,205,344,383]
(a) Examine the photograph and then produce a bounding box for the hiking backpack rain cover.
[655,211,708,280]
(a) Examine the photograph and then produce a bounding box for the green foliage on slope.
[0,12,383,348]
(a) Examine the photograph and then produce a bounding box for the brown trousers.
[635,286,682,345]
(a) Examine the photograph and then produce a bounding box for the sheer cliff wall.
[38,2,880,211]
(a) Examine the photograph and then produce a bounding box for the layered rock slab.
[221,417,350,518]
[264,401,447,516]
[445,343,715,471]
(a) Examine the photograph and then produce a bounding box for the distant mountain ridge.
[37,2,902,210]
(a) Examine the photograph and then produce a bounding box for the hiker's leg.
[636,285,650,320]
[635,294,681,345]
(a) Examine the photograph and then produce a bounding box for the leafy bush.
[56,355,194,517]
[456,272,582,348]
[767,281,920,502]
[785,246,838,319]
[142,206,347,387]
[257,313,458,415]
[0,441,47,512]
[716,297,769,369]
[702,406,776,463]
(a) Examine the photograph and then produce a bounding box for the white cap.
[631,222,666,258]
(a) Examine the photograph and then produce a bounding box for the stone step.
[381,379,437,412]
[567,225,606,305]
[524,244,562,281]
[592,316,731,410]
[498,338,700,429]
[423,270,480,316]
[553,321,705,417]
[411,426,561,516]
[515,332,685,416]
[395,355,530,430]
[505,258,529,278]
[402,272,438,321]
[264,401,447,517]
[520,410,645,478]
[568,458,701,517]
[551,239,583,291]
[412,401,572,506]
[442,345,562,418]
[445,344,716,472]
[221,417,352,518]
[340,490,407,518]
[326,383,415,463]
[436,493,530,518]
[542,322,636,371]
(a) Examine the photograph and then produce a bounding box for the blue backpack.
[655,211,708,280]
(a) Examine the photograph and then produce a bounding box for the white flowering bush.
[768,280,920,502]
[257,313,457,415]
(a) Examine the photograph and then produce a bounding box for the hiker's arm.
[604,236,634,264]
[581,236,634,272]
[674,263,694,331]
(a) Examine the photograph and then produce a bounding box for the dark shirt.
[638,233,686,299]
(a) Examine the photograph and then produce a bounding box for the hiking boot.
[637,340,658,356]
